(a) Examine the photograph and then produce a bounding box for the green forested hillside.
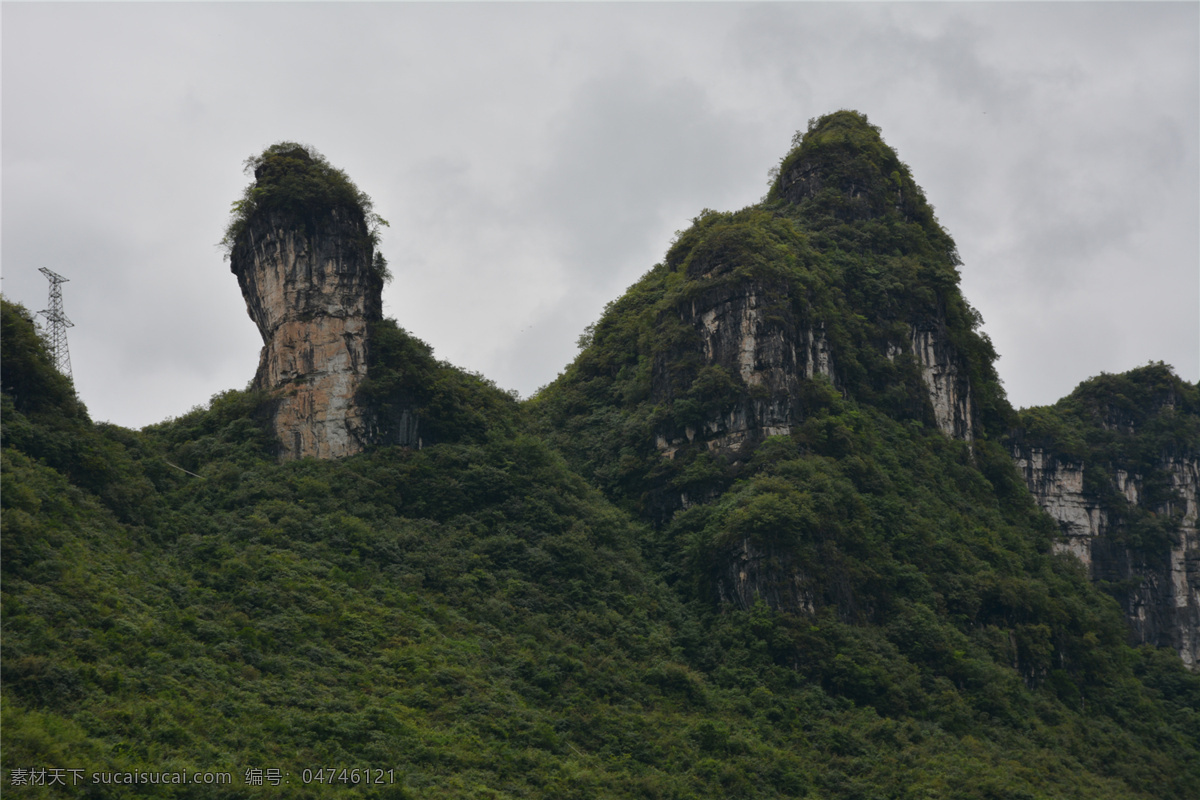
[3,112,1199,799]
[528,111,1200,795]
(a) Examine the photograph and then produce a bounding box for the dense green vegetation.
[4,111,1199,798]
[1015,363,1200,468]
[357,319,520,448]
[221,142,390,280]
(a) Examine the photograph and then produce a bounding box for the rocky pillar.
[230,208,382,460]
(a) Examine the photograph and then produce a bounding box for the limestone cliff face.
[652,278,975,467]
[1011,449,1103,566]
[653,278,835,463]
[1164,457,1200,667]
[908,323,973,443]
[715,538,818,614]
[1013,446,1200,668]
[231,208,382,461]
[645,112,979,475]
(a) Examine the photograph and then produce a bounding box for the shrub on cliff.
[220,141,389,275]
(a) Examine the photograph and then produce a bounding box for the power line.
[38,267,74,382]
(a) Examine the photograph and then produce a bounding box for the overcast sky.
[3,2,1197,430]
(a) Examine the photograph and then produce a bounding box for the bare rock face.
[652,275,977,468]
[1165,457,1200,667]
[715,538,818,614]
[652,278,837,463]
[1013,446,1200,669]
[231,208,382,461]
[1012,448,1103,566]
[909,323,973,443]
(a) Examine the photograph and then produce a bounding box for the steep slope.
[1012,364,1200,667]
[2,299,703,797]
[7,293,1200,799]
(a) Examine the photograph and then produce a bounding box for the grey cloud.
[530,67,762,287]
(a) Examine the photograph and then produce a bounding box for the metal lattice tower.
[37,267,74,382]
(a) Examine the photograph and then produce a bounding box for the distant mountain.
[3,113,1197,798]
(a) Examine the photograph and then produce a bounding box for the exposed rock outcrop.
[652,279,835,462]
[652,279,976,465]
[231,208,381,461]
[1165,457,1200,666]
[1011,449,1102,566]
[909,323,973,443]
[645,111,979,477]
[1013,446,1200,668]
[715,538,817,614]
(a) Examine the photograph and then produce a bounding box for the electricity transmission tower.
[38,267,74,382]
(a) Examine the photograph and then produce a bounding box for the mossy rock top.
[222,142,383,255]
